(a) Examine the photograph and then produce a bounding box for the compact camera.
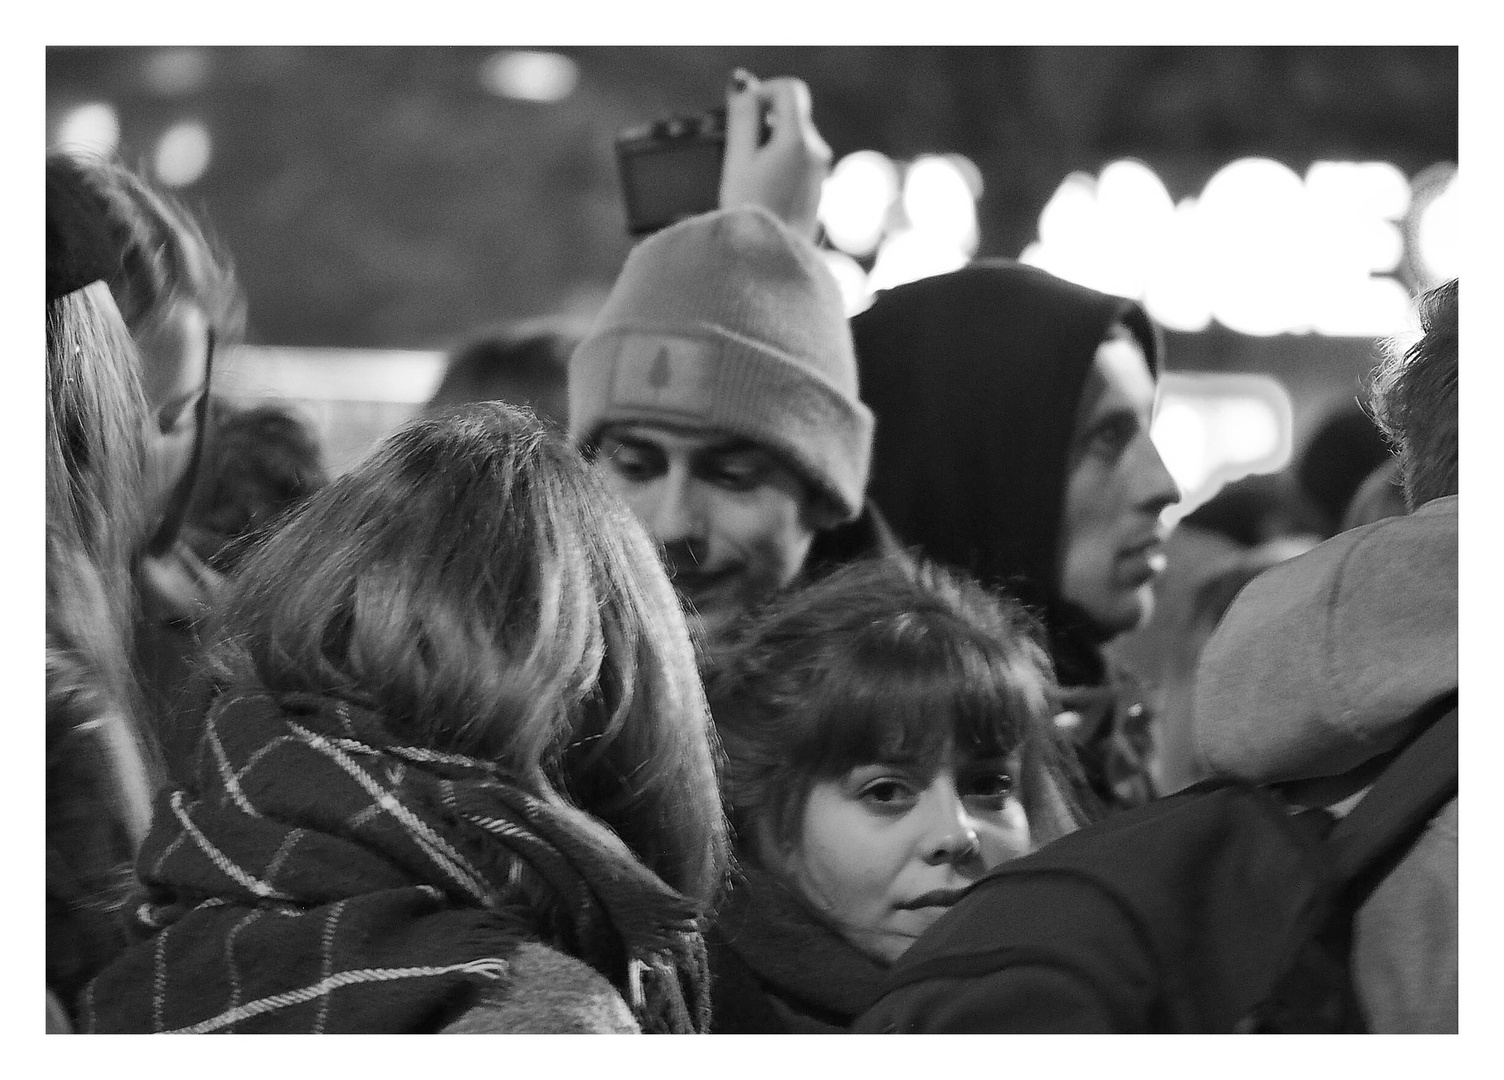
[615,106,729,237]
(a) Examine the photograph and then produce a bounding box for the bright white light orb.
[820,150,900,258]
[1037,172,1099,253]
[1213,398,1283,464]
[902,155,979,253]
[1417,171,1458,284]
[1142,198,1213,333]
[1198,157,1308,335]
[867,228,970,295]
[56,103,120,155]
[154,121,212,187]
[480,51,579,103]
[1150,399,1213,494]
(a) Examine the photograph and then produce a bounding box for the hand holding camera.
[719,70,831,241]
[614,69,831,240]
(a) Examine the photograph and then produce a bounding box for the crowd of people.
[45,71,1458,1034]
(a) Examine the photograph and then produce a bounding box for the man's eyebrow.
[700,439,768,456]
[600,431,656,448]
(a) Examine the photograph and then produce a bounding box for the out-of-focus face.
[135,299,211,529]
[595,422,822,641]
[1057,327,1180,639]
[765,745,1032,964]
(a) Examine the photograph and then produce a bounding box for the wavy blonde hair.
[207,402,728,906]
[47,281,160,882]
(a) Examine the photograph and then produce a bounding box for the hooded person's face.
[1057,327,1180,639]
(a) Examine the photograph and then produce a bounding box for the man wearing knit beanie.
[570,204,887,639]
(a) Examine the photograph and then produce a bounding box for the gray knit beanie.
[569,206,873,522]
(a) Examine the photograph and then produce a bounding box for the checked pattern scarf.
[78,688,710,1033]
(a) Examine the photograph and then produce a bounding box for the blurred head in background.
[1293,401,1395,538]
[427,319,579,427]
[1368,278,1458,510]
[62,153,246,554]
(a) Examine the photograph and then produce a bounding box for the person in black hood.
[851,262,1181,817]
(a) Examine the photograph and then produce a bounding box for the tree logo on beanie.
[649,346,674,389]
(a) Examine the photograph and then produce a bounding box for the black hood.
[851,260,1161,684]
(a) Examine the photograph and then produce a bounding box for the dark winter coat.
[1194,495,1458,1031]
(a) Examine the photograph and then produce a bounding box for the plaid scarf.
[78,688,710,1033]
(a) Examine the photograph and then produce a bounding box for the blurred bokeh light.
[56,102,120,155]
[153,120,212,187]
[480,51,579,103]
[1153,373,1293,520]
[144,49,210,97]
[1022,154,1453,339]
[820,150,900,258]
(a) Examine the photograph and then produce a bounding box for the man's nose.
[646,471,706,545]
[1135,433,1182,516]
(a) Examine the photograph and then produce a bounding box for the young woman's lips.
[895,887,971,911]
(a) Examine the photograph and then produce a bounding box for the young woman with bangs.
[703,555,1082,1032]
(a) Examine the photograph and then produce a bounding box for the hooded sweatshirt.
[851,262,1164,813]
[1193,494,1458,1032]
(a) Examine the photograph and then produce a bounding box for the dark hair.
[57,152,245,560]
[205,401,727,906]
[1292,403,1393,536]
[426,322,577,424]
[1369,279,1458,508]
[184,400,329,574]
[706,554,1080,858]
[67,154,246,345]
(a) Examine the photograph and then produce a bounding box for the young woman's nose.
[919,784,983,867]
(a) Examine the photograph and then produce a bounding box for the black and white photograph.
[41,33,1475,1046]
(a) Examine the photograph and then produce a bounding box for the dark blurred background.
[45,46,1458,500]
[45,46,1456,347]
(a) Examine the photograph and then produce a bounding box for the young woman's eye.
[858,779,917,809]
[964,772,1016,808]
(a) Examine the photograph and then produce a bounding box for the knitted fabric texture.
[708,860,890,1032]
[569,206,873,522]
[79,689,710,1033]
